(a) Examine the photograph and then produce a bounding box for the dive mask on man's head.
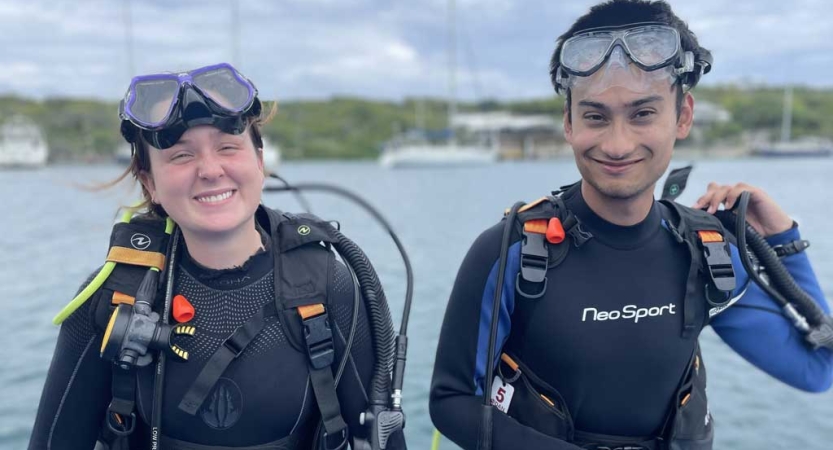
[554,23,710,95]
[119,63,262,150]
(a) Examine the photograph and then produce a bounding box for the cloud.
[0,0,830,101]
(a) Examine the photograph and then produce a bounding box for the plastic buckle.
[323,428,348,450]
[773,239,810,257]
[223,332,247,358]
[701,241,736,292]
[519,231,548,283]
[303,313,335,370]
[106,411,136,437]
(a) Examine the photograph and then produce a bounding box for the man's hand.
[693,182,794,237]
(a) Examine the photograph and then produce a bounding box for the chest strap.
[177,301,280,415]
[174,301,347,447]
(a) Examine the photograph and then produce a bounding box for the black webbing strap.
[301,306,347,449]
[105,365,137,436]
[310,365,348,444]
[178,301,278,415]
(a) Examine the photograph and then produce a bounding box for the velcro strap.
[107,246,166,270]
[177,302,277,415]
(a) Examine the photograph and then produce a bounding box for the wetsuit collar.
[562,182,662,249]
[180,221,273,290]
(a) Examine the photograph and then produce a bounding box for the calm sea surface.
[1,158,832,449]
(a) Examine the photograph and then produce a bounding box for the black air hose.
[331,229,396,405]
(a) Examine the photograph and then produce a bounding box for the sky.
[0,0,830,102]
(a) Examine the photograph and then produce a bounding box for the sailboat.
[0,115,49,168]
[378,0,498,168]
[751,86,832,158]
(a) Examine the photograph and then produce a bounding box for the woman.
[29,63,404,450]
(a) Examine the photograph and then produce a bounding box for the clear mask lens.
[567,45,676,96]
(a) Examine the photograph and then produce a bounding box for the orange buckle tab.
[540,395,556,407]
[697,230,723,243]
[546,218,565,244]
[524,219,548,235]
[111,291,135,306]
[500,353,520,372]
[298,303,325,319]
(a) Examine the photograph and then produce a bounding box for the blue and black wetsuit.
[430,183,832,449]
[29,222,377,449]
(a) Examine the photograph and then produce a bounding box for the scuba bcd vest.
[85,205,368,450]
[482,184,738,450]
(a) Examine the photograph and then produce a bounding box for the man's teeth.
[197,191,233,203]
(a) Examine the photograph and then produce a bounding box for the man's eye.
[634,110,656,120]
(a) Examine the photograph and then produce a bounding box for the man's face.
[564,71,694,202]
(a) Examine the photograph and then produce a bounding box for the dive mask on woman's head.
[119,63,262,149]
[554,23,710,95]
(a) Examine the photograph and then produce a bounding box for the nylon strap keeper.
[106,246,166,270]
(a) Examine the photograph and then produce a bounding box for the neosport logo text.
[582,303,676,324]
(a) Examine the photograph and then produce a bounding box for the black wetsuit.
[430,183,832,449]
[29,223,376,449]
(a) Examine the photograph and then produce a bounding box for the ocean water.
[1,158,832,449]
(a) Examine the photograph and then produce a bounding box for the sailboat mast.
[122,0,135,78]
[780,85,793,143]
[447,0,457,147]
[231,0,241,68]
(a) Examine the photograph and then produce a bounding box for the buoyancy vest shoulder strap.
[658,200,737,336]
[510,194,594,299]
[91,215,172,332]
[264,206,349,447]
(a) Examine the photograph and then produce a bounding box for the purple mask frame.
[120,62,257,129]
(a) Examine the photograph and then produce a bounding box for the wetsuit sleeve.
[430,223,582,450]
[28,272,113,450]
[329,261,406,449]
[710,225,833,392]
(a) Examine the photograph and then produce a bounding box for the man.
[429,1,832,449]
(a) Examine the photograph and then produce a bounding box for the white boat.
[380,143,496,168]
[114,143,133,165]
[751,138,833,158]
[261,138,281,173]
[378,0,497,169]
[0,115,49,168]
[750,86,832,158]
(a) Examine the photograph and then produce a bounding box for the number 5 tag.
[490,376,515,413]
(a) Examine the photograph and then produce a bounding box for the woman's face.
[139,125,264,240]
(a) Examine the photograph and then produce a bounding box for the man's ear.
[677,92,695,140]
[563,108,573,143]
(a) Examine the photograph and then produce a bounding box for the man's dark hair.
[551,0,711,121]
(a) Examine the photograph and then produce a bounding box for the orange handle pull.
[173,294,195,323]
[547,218,565,244]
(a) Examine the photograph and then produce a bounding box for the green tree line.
[1,86,831,162]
